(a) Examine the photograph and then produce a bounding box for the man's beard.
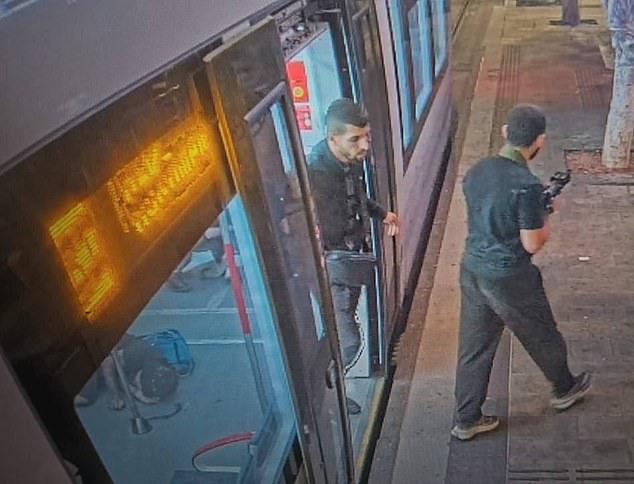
[351,151,368,163]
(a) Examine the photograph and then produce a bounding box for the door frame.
[204,18,355,484]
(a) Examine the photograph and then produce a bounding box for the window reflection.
[75,197,295,484]
[408,2,434,118]
[390,0,435,148]
[431,0,449,75]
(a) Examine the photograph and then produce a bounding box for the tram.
[0,0,453,482]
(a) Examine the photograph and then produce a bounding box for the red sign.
[286,61,310,103]
[295,104,313,131]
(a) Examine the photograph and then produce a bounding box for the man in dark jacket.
[308,99,398,414]
[452,104,591,440]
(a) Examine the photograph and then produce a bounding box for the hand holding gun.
[542,169,571,214]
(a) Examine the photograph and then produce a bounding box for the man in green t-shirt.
[452,105,591,441]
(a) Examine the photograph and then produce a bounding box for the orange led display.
[49,202,116,321]
[107,116,213,235]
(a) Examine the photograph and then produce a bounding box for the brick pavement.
[370,0,634,482]
[500,4,634,479]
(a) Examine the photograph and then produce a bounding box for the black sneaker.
[451,415,499,441]
[550,371,592,410]
[346,397,362,415]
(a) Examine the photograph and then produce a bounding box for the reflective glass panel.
[390,0,414,147]
[286,27,343,156]
[431,0,449,75]
[408,1,434,119]
[75,196,296,484]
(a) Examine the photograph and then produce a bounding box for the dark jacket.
[307,140,386,251]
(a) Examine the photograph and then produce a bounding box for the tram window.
[253,101,327,342]
[359,15,376,72]
[0,51,272,482]
[74,197,297,484]
[430,0,449,75]
[408,2,434,118]
[390,0,434,150]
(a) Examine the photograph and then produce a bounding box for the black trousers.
[455,263,575,425]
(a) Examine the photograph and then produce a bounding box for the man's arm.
[520,218,551,254]
[102,353,126,410]
[366,198,387,220]
[517,183,549,254]
[366,198,399,236]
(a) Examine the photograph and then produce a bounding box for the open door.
[205,19,354,484]
[347,0,399,347]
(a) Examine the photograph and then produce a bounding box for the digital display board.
[49,202,116,321]
[107,116,213,235]
[45,112,216,320]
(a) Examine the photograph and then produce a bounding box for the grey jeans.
[455,263,575,425]
[330,283,362,369]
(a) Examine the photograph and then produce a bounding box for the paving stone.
[375,1,634,481]
[509,414,579,440]
[509,437,632,468]
[510,373,551,398]
[567,336,614,361]
[579,416,634,439]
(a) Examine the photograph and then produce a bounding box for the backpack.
[141,329,195,377]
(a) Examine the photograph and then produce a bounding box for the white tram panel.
[0,0,286,171]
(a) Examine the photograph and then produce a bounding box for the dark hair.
[325,98,369,136]
[505,104,546,147]
[139,359,178,400]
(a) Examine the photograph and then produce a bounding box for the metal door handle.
[325,359,337,389]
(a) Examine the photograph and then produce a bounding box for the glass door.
[284,10,392,458]
[347,0,399,349]
[205,19,353,484]
[75,197,297,484]
[0,50,301,483]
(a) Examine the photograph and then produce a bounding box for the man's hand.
[383,212,399,236]
[551,196,563,213]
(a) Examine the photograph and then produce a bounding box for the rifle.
[542,169,571,214]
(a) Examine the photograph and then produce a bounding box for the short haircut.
[505,104,546,147]
[325,98,369,136]
[139,359,179,400]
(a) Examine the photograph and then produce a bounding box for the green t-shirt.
[462,148,545,276]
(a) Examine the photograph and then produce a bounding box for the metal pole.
[111,350,152,435]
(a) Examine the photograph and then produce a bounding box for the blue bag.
[141,329,195,377]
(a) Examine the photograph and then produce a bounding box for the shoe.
[168,273,191,292]
[346,397,362,415]
[451,415,499,441]
[550,371,592,410]
[201,260,228,279]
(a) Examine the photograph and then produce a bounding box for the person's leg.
[480,264,575,396]
[74,369,105,406]
[330,283,363,415]
[454,266,505,427]
[330,283,362,369]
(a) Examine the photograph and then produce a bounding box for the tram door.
[347,0,399,345]
[205,19,352,484]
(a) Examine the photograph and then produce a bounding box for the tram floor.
[75,266,294,484]
[74,261,382,482]
[346,375,381,459]
[75,340,295,484]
